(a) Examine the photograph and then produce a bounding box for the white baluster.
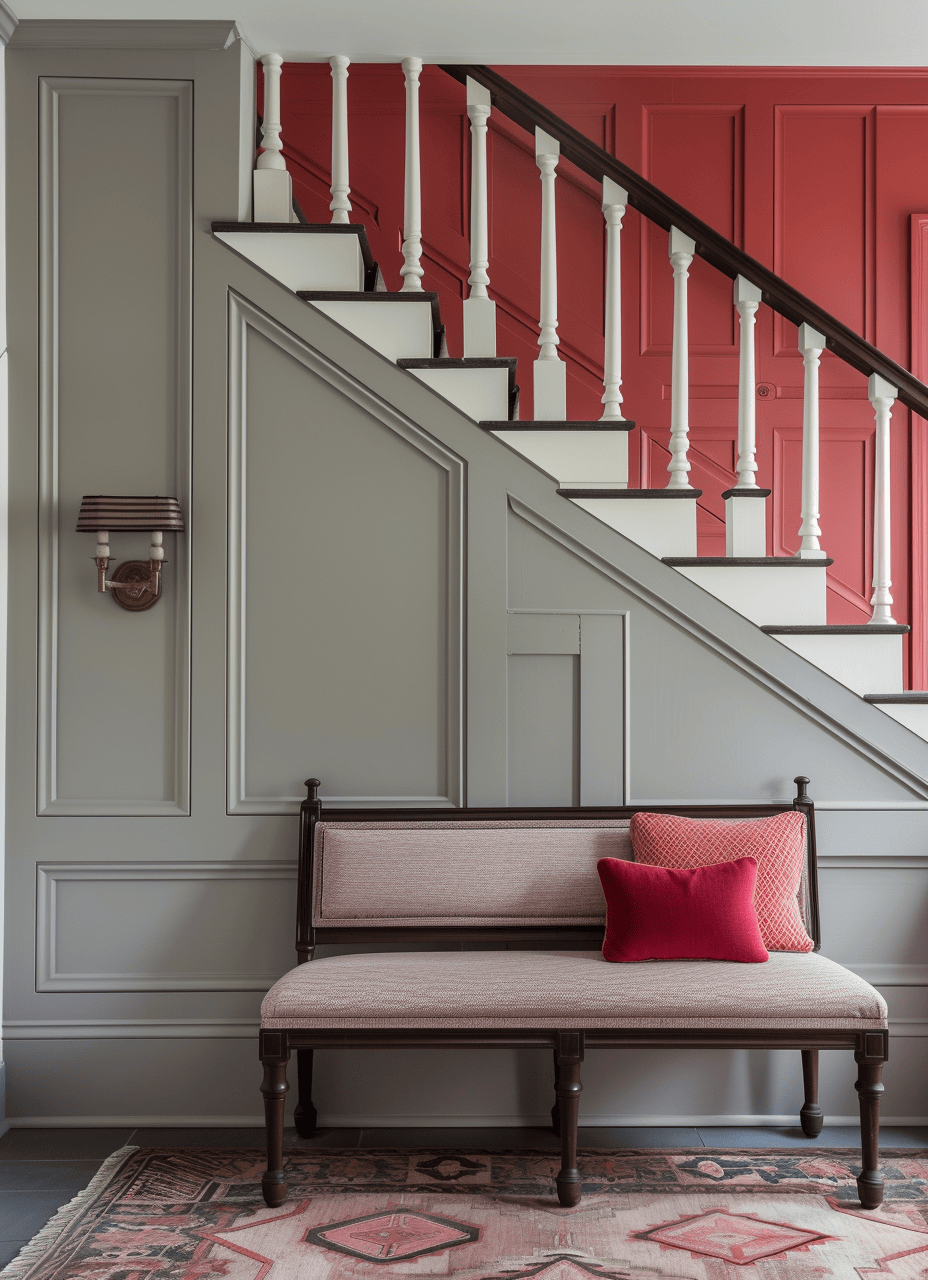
[329,55,351,224]
[601,178,628,421]
[400,57,424,291]
[253,54,293,223]
[667,227,695,487]
[868,373,897,623]
[797,323,827,558]
[464,77,495,356]
[734,276,762,487]
[534,128,566,420]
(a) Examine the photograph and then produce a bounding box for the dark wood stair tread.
[481,419,635,431]
[864,693,928,702]
[721,487,772,499]
[212,221,379,291]
[664,556,834,567]
[762,624,910,634]
[558,487,703,499]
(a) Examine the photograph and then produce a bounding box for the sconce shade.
[76,496,184,533]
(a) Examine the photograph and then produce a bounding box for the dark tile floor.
[2,1124,927,1269]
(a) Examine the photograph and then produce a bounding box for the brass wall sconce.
[76,495,185,612]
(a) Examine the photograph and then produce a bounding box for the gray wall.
[4,27,928,1127]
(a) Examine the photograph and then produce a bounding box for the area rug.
[5,1146,928,1280]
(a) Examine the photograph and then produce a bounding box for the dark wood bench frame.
[260,776,888,1210]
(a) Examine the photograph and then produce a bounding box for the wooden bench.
[259,776,889,1209]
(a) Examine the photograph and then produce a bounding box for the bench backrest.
[295,785,819,959]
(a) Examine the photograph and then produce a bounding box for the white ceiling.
[8,0,928,66]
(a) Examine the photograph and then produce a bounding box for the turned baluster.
[797,323,827,558]
[253,54,293,223]
[868,373,897,623]
[400,57,424,291]
[534,128,566,420]
[601,177,628,424]
[667,227,695,488]
[464,77,495,355]
[329,56,351,224]
[734,276,762,488]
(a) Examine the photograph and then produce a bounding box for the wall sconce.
[76,495,185,612]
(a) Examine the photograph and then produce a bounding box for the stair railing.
[253,57,924,627]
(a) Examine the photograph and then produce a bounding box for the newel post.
[464,77,495,355]
[329,56,352,224]
[797,323,827,558]
[534,128,566,420]
[601,177,628,423]
[400,57,424,291]
[253,54,293,223]
[868,373,897,623]
[667,227,695,488]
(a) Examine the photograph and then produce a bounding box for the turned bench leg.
[554,1031,584,1207]
[550,1049,560,1135]
[260,1030,290,1207]
[800,1049,824,1137]
[855,1031,888,1210]
[294,1048,318,1138]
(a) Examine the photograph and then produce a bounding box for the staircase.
[216,56,928,745]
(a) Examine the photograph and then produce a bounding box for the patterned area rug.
[5,1146,928,1280]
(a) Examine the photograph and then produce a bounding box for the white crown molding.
[10,19,240,49]
[0,1,18,46]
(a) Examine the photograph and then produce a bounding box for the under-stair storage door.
[506,612,625,806]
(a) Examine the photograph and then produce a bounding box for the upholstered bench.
[259,777,888,1210]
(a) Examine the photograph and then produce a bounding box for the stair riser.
[214,231,365,291]
[569,497,697,558]
[676,565,827,626]
[491,430,628,487]
[771,633,903,695]
[407,367,511,421]
[309,300,435,361]
[873,703,928,740]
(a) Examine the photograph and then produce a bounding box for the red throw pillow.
[597,856,768,963]
[629,811,812,953]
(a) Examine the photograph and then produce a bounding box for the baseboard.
[8,1113,928,1128]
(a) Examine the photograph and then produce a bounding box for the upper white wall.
[8,0,928,65]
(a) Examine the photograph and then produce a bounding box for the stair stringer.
[205,234,928,809]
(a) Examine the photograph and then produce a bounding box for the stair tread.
[721,487,772,499]
[559,487,703,499]
[763,624,910,634]
[665,556,834,567]
[212,221,379,291]
[398,358,516,368]
[482,420,635,431]
[864,693,928,702]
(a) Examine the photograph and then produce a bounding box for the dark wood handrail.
[440,63,928,421]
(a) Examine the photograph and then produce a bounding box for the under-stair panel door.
[506,611,624,806]
[227,299,464,812]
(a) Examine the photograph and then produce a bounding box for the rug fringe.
[0,1145,139,1280]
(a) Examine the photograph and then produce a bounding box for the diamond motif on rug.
[634,1207,832,1264]
[306,1208,479,1261]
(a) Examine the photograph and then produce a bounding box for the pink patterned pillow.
[629,811,813,953]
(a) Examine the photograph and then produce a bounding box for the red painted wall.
[275,64,928,685]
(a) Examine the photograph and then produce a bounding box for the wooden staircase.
[213,57,928,746]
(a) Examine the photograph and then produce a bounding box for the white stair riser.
[570,497,697,558]
[310,300,434,361]
[214,231,365,292]
[491,430,628,487]
[771,633,903,695]
[677,565,827,626]
[872,703,928,740]
[725,494,767,557]
[407,367,510,421]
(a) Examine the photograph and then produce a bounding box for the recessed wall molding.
[36,861,295,992]
[36,76,192,816]
[3,1019,261,1040]
[226,290,465,814]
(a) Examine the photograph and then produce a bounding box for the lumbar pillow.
[597,856,768,963]
[629,810,813,953]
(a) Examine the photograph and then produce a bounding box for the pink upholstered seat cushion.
[598,856,768,963]
[261,950,886,1031]
[630,810,813,953]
